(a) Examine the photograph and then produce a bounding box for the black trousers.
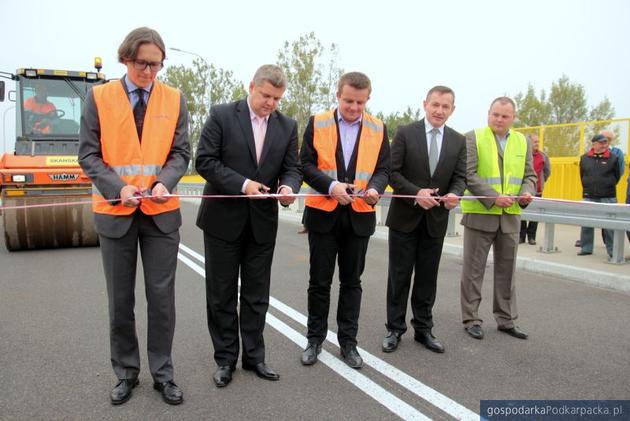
[520,220,538,241]
[386,218,445,334]
[99,212,179,383]
[306,208,370,347]
[203,221,275,367]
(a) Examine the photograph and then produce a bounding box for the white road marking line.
[177,248,427,421]
[266,312,430,420]
[178,243,477,420]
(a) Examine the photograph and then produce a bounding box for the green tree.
[513,75,615,156]
[277,32,343,145]
[160,59,245,167]
[514,84,551,127]
[376,106,422,141]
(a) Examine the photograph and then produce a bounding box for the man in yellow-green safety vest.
[459,96,537,342]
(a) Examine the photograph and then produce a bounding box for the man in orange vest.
[300,72,390,369]
[24,82,57,134]
[79,27,190,406]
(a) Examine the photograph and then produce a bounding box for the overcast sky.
[1,0,629,152]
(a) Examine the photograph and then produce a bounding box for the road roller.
[0,62,105,251]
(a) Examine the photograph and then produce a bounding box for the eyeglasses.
[130,59,163,72]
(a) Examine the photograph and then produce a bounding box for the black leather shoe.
[110,378,138,405]
[153,380,183,405]
[465,325,484,339]
[382,331,402,353]
[242,362,280,381]
[213,365,236,388]
[340,345,363,369]
[575,240,581,247]
[414,331,445,353]
[301,342,322,365]
[528,239,536,245]
[519,238,525,244]
[498,326,528,340]
[577,251,592,256]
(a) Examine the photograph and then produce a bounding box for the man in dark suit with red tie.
[195,65,301,388]
[382,86,466,354]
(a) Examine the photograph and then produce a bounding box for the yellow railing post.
[578,123,585,155]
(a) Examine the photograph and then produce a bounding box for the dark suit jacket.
[195,99,301,243]
[385,119,466,237]
[300,111,390,237]
[78,78,191,238]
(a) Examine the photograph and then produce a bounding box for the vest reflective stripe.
[305,110,383,213]
[111,164,163,177]
[461,127,527,215]
[91,80,180,215]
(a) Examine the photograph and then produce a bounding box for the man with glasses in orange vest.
[300,72,390,369]
[79,27,190,406]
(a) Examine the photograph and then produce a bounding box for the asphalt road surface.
[1,202,629,420]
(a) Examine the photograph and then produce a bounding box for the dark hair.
[337,72,371,95]
[117,27,166,63]
[591,134,608,143]
[489,96,516,112]
[426,85,455,103]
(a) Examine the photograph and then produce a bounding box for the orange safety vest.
[24,97,56,114]
[91,80,181,216]
[305,110,384,213]
[24,97,56,133]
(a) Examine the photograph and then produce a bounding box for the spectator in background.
[520,133,550,245]
[574,129,624,249]
[577,134,621,258]
[601,130,625,179]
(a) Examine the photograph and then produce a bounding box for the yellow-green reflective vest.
[461,127,527,215]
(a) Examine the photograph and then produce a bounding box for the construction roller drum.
[1,189,98,251]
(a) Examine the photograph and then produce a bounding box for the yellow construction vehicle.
[0,60,104,251]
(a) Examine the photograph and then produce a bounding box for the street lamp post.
[169,47,211,109]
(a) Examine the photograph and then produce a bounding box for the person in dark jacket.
[577,133,621,258]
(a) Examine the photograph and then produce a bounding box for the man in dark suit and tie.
[300,72,390,369]
[79,27,190,405]
[382,86,466,354]
[195,65,301,388]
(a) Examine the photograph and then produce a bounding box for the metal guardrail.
[177,183,630,264]
[446,199,630,264]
